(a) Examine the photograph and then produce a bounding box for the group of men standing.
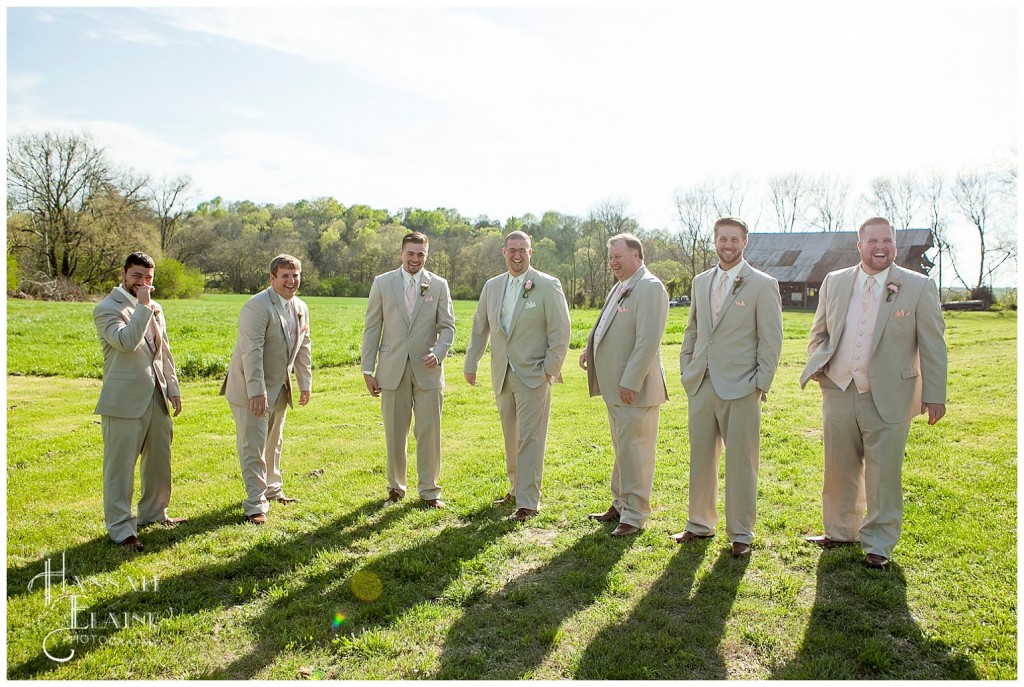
[93,215,947,571]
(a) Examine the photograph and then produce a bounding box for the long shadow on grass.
[434,528,635,679]
[771,551,979,679]
[574,541,747,679]
[7,499,408,679]
[209,504,511,679]
[6,503,242,600]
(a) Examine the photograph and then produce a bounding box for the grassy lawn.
[5,296,1017,679]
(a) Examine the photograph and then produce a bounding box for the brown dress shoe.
[805,535,857,549]
[424,499,445,509]
[275,496,299,504]
[863,553,890,569]
[670,530,713,544]
[731,542,752,558]
[116,535,144,552]
[383,490,404,505]
[493,492,515,505]
[588,506,620,523]
[610,523,640,537]
[509,508,538,522]
[245,513,267,525]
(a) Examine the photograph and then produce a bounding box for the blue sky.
[5,4,1019,283]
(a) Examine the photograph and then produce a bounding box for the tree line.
[6,130,1016,303]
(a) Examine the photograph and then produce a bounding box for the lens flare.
[350,570,383,601]
[332,612,345,629]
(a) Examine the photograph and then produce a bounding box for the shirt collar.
[858,265,891,290]
[270,288,293,311]
[116,285,138,306]
[716,260,747,281]
[402,269,423,286]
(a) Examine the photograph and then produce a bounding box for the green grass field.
[5,295,1017,679]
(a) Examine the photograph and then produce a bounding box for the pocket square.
[893,309,909,317]
[525,301,537,309]
[617,305,629,313]
[424,296,434,303]
[735,300,746,307]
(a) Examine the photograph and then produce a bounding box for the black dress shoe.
[863,553,890,569]
[116,535,144,552]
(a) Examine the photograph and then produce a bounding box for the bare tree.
[807,174,851,231]
[920,172,970,297]
[708,173,749,219]
[672,184,715,283]
[952,169,1015,288]
[7,130,112,279]
[865,174,919,229]
[767,172,807,231]
[151,174,193,253]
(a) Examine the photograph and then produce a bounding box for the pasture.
[5,295,1017,679]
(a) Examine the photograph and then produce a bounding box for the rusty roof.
[744,228,934,284]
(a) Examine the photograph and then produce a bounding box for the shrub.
[7,252,20,293]
[156,258,205,299]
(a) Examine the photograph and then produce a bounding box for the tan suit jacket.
[93,287,179,541]
[681,262,783,399]
[677,261,782,543]
[585,265,669,406]
[94,288,179,417]
[464,268,571,510]
[800,264,947,423]
[221,288,313,407]
[361,268,455,389]
[464,267,571,391]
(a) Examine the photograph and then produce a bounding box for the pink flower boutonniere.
[522,279,534,298]
[618,286,632,303]
[419,281,430,297]
[732,276,745,295]
[886,282,899,302]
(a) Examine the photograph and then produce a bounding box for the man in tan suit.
[672,217,783,557]
[94,252,184,552]
[222,254,312,525]
[464,231,571,521]
[579,233,669,537]
[800,218,948,569]
[362,232,455,508]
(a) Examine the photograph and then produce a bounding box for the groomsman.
[362,232,456,508]
[580,233,669,537]
[94,252,184,552]
[672,217,783,557]
[222,255,312,525]
[800,217,948,569]
[464,231,571,521]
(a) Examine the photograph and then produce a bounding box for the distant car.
[669,296,690,307]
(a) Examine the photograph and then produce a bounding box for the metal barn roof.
[744,228,934,284]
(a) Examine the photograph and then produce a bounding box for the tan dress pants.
[495,368,552,511]
[381,360,443,500]
[606,403,660,528]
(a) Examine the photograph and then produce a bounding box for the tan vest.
[826,279,882,393]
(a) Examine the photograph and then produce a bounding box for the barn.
[743,229,935,309]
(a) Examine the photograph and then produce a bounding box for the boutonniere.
[149,304,162,320]
[885,282,899,302]
[617,286,632,303]
[522,279,534,299]
[732,276,745,295]
[419,281,430,297]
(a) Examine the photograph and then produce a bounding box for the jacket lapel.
[870,268,901,357]
[711,263,750,330]
[829,267,858,345]
[507,270,533,336]
[410,271,431,327]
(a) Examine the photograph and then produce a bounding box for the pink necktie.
[711,272,728,322]
[405,278,415,318]
[861,276,876,311]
